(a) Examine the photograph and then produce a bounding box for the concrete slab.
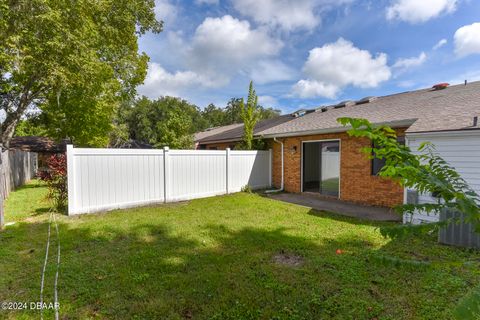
[266,192,401,222]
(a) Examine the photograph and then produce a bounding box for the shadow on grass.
[1,212,479,320]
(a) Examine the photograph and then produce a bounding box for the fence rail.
[67,145,272,215]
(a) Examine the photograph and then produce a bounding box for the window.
[371,136,405,176]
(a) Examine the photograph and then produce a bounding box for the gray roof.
[259,81,480,137]
[196,114,295,143]
[195,81,480,142]
[194,123,243,142]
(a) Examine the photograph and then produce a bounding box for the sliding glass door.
[302,141,340,197]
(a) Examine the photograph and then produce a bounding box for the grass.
[1,181,480,319]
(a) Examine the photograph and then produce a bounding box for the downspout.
[265,137,284,193]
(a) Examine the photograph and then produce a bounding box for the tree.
[0,0,161,147]
[224,98,244,125]
[239,81,260,150]
[338,117,480,238]
[122,96,202,149]
[202,103,225,128]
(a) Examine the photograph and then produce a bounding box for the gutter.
[265,137,284,193]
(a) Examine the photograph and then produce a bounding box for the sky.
[137,0,480,113]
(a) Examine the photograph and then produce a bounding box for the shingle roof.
[194,123,243,142]
[196,115,294,143]
[10,136,67,153]
[195,81,480,142]
[259,81,480,137]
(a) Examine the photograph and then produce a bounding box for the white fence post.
[163,147,170,203]
[269,149,272,187]
[226,148,230,194]
[67,145,76,215]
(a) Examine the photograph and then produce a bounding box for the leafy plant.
[241,185,253,193]
[337,117,480,238]
[38,154,68,211]
[240,81,260,150]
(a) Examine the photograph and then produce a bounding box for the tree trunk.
[1,103,28,148]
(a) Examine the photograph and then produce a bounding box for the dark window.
[372,136,405,176]
[229,144,235,149]
[199,144,207,150]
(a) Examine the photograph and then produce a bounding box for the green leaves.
[338,117,480,239]
[240,81,260,150]
[1,0,161,145]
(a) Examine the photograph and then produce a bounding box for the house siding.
[270,129,407,208]
[405,131,480,223]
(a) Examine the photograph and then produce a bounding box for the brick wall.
[270,129,406,208]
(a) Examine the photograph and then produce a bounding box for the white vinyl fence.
[67,145,272,215]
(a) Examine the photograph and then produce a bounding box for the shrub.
[241,185,253,193]
[38,154,68,211]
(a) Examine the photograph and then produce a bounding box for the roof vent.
[292,109,307,117]
[333,100,355,109]
[432,83,449,90]
[356,96,378,105]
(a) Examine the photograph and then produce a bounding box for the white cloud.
[231,0,352,31]
[195,0,219,4]
[249,60,297,85]
[392,52,427,71]
[188,15,283,84]
[137,62,220,99]
[292,38,391,98]
[258,95,279,107]
[454,22,480,57]
[386,0,457,23]
[154,0,177,24]
[433,38,448,50]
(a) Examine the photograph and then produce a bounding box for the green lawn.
[1,181,480,319]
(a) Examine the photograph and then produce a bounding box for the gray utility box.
[439,209,480,249]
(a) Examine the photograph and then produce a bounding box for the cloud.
[154,0,177,24]
[195,0,219,4]
[249,60,297,85]
[433,38,448,50]
[231,0,353,31]
[454,22,480,57]
[292,38,391,98]
[258,95,279,108]
[188,15,283,84]
[386,0,457,23]
[137,62,220,99]
[392,52,427,71]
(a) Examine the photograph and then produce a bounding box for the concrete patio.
[266,192,402,222]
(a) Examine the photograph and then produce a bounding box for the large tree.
[0,0,161,147]
[122,96,204,149]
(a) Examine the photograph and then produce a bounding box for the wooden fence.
[0,149,38,227]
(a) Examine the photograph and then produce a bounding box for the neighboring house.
[10,136,68,170]
[195,81,480,222]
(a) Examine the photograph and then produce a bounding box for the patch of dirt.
[273,251,305,267]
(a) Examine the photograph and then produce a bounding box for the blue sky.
[137,0,480,113]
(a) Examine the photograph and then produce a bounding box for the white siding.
[405,131,480,224]
[67,146,272,215]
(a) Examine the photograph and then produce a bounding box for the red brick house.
[194,82,480,209]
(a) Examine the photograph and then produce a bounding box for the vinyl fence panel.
[67,146,272,215]
[228,150,271,192]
